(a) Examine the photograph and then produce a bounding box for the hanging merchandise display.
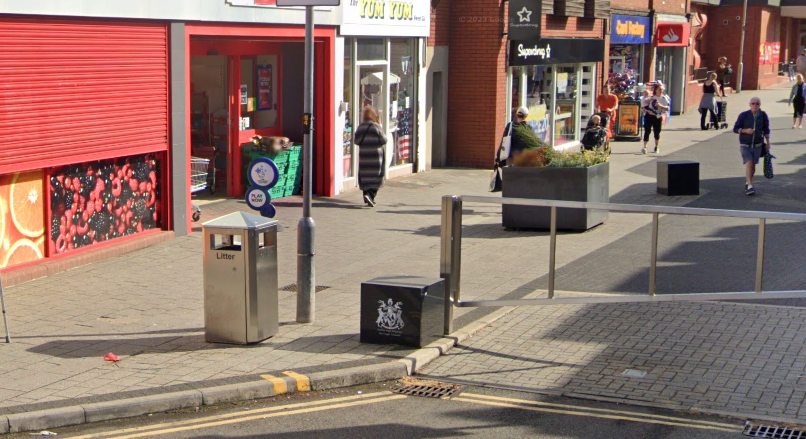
[608,15,650,99]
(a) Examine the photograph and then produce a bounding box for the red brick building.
[688,1,801,113]
[423,0,801,170]
[426,0,609,168]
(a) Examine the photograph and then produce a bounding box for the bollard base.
[360,276,445,348]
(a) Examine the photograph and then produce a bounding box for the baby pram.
[580,112,611,155]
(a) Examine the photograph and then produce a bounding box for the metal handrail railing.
[440,195,806,336]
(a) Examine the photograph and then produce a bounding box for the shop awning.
[360,72,401,86]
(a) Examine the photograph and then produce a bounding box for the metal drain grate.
[280,284,330,293]
[393,384,460,399]
[392,379,461,399]
[744,422,806,438]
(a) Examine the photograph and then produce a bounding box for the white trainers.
[654,146,660,153]
[641,147,647,154]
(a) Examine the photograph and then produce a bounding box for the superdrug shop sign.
[509,38,605,66]
[508,0,542,41]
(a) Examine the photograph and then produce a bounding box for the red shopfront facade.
[0,16,171,272]
[183,23,336,216]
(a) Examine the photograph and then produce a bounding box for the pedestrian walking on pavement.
[699,72,722,130]
[354,106,387,207]
[733,97,771,196]
[642,83,669,154]
[504,106,532,164]
[789,74,806,129]
[595,83,619,140]
[797,49,806,77]
[716,56,733,91]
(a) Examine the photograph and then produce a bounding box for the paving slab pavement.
[421,84,806,423]
[2,83,806,431]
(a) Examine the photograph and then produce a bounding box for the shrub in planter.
[502,138,610,231]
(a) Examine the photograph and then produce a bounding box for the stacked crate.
[267,151,289,199]
[241,144,302,199]
[283,146,302,197]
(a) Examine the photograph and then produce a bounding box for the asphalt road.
[12,381,747,439]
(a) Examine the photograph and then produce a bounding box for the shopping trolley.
[190,157,211,222]
[714,99,729,130]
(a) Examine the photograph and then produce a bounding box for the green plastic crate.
[268,176,287,199]
[269,151,290,166]
[268,187,283,199]
[289,145,302,159]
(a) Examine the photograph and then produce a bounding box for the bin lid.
[202,211,277,230]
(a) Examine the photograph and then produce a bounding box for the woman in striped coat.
[354,106,387,207]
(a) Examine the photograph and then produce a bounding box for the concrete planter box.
[502,162,609,231]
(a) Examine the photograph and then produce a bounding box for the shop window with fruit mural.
[50,154,162,255]
[0,171,46,269]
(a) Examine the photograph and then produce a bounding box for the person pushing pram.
[581,114,610,153]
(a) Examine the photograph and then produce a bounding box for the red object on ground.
[104,353,121,362]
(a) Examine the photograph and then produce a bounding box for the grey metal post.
[756,218,766,293]
[649,212,659,296]
[452,198,463,308]
[297,6,316,323]
[548,206,557,299]
[440,196,456,335]
[737,0,748,93]
[0,271,9,343]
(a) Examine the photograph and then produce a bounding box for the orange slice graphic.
[0,193,6,251]
[10,171,45,238]
[2,238,43,269]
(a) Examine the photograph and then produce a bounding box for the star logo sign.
[516,6,532,23]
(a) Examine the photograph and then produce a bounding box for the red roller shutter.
[0,17,169,175]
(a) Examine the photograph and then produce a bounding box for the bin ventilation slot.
[744,422,806,438]
[280,283,330,293]
[392,379,461,399]
[211,234,242,251]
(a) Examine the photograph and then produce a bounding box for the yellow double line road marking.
[66,392,405,439]
[453,393,741,433]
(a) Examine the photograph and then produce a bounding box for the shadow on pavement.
[26,333,397,359]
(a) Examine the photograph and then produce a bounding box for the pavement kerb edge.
[7,406,84,434]
[0,304,517,435]
[82,390,203,424]
[397,306,520,375]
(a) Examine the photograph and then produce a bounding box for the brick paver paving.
[2,84,806,424]
[421,84,806,422]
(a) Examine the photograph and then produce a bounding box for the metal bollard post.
[1,271,9,343]
[649,212,659,296]
[440,196,462,336]
[756,218,766,293]
[548,206,557,299]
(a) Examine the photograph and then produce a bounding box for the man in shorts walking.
[732,97,771,195]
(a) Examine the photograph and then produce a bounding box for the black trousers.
[644,115,662,142]
[700,108,717,129]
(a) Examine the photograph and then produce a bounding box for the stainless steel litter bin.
[202,212,279,344]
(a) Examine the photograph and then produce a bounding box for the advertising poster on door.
[258,65,273,110]
[526,103,551,143]
[758,42,780,66]
[0,170,45,269]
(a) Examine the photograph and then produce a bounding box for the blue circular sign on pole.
[260,203,277,219]
[245,187,269,211]
[247,158,279,188]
